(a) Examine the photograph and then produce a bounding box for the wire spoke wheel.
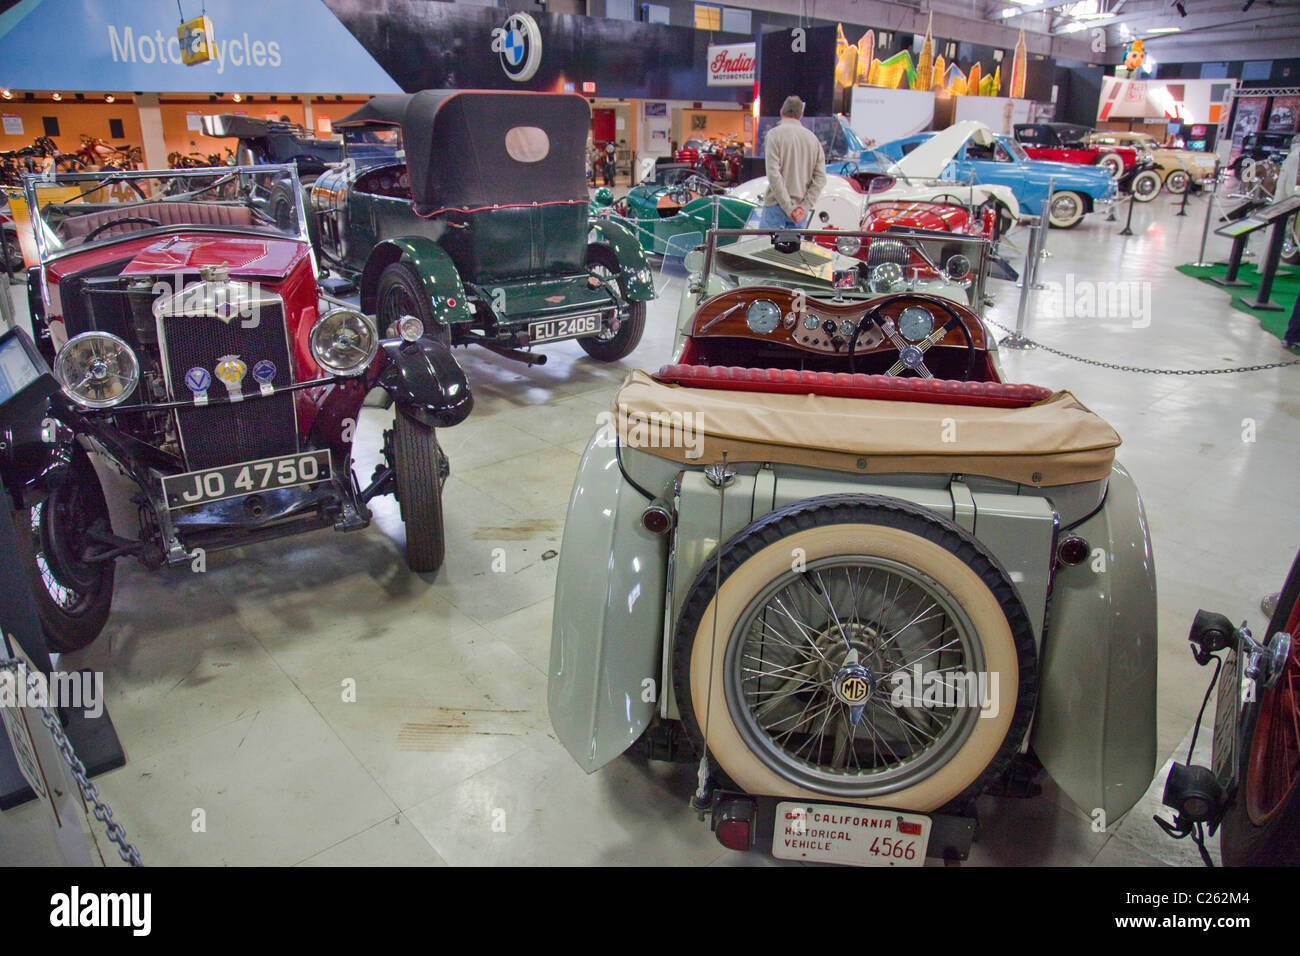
[673,496,1037,812]
[726,556,984,796]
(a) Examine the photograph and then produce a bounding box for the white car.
[731,123,1022,232]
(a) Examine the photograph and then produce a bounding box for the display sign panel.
[707,42,755,86]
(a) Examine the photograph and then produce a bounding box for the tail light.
[641,499,674,535]
[1057,535,1090,567]
[712,796,756,851]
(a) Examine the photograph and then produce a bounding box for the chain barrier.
[984,317,1300,374]
[1,659,143,866]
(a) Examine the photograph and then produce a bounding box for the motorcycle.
[1159,549,1300,865]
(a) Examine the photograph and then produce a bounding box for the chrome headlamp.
[54,331,139,408]
[310,308,379,376]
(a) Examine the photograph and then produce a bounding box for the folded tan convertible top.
[613,371,1121,487]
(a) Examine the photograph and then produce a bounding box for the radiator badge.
[184,367,211,405]
[252,360,276,397]
[215,355,248,403]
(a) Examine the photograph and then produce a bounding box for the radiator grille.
[159,302,298,471]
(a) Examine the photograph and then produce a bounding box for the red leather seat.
[653,364,1053,409]
[60,202,256,240]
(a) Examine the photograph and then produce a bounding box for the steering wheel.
[82,216,162,242]
[847,293,979,381]
[666,184,699,205]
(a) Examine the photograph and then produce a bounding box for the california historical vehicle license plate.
[162,450,331,509]
[528,313,603,344]
[772,801,931,867]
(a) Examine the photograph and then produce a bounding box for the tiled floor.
[2,189,1296,866]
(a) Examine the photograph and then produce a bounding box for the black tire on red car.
[391,410,446,574]
[1220,550,1300,866]
[1096,152,1124,178]
[579,245,646,362]
[20,447,115,652]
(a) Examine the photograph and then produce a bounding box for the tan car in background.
[1087,130,1217,194]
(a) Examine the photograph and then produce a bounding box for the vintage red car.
[16,165,471,651]
[1013,123,1136,178]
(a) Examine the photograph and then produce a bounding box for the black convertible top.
[335,90,591,215]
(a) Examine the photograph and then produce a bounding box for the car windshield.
[1000,138,1030,162]
[693,227,991,312]
[22,165,307,261]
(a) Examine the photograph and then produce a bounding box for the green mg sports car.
[310,90,656,365]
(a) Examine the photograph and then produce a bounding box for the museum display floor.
[3,192,1297,866]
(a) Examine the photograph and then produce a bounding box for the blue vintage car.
[832,122,1116,228]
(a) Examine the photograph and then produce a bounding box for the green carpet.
[1176,261,1298,344]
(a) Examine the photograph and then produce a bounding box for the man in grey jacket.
[753,96,827,229]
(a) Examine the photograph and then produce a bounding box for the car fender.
[587,218,656,301]
[1030,462,1158,822]
[358,236,473,326]
[548,432,678,772]
[376,336,473,429]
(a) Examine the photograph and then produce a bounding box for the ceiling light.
[232,93,242,102]
[104,94,115,103]
[0,89,12,100]
[1148,26,1181,32]
[51,92,62,101]
[1077,11,1116,18]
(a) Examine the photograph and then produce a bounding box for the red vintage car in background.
[15,165,472,651]
[1013,123,1136,179]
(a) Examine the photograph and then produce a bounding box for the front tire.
[20,448,115,652]
[1280,214,1299,265]
[1164,169,1189,195]
[671,495,1036,813]
[391,411,446,574]
[375,261,453,347]
[1046,190,1086,228]
[1131,169,1162,203]
[1221,551,1300,865]
[578,245,646,362]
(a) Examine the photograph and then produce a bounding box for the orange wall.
[673,109,748,149]
[0,100,143,156]
[0,96,370,168]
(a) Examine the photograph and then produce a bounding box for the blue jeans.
[748,204,810,229]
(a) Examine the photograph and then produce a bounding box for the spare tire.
[671,494,1037,813]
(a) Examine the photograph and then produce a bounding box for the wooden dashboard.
[689,287,991,357]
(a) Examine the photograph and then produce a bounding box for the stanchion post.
[1119,191,1137,237]
[1175,175,1192,216]
[1000,215,1041,350]
[1194,161,1221,267]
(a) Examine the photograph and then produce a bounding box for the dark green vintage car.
[603,163,754,256]
[310,91,655,364]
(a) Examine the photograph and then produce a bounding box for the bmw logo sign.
[492,13,542,83]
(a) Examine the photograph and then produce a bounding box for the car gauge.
[898,306,935,342]
[746,299,782,334]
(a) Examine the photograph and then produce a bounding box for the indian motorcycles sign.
[707,42,755,86]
